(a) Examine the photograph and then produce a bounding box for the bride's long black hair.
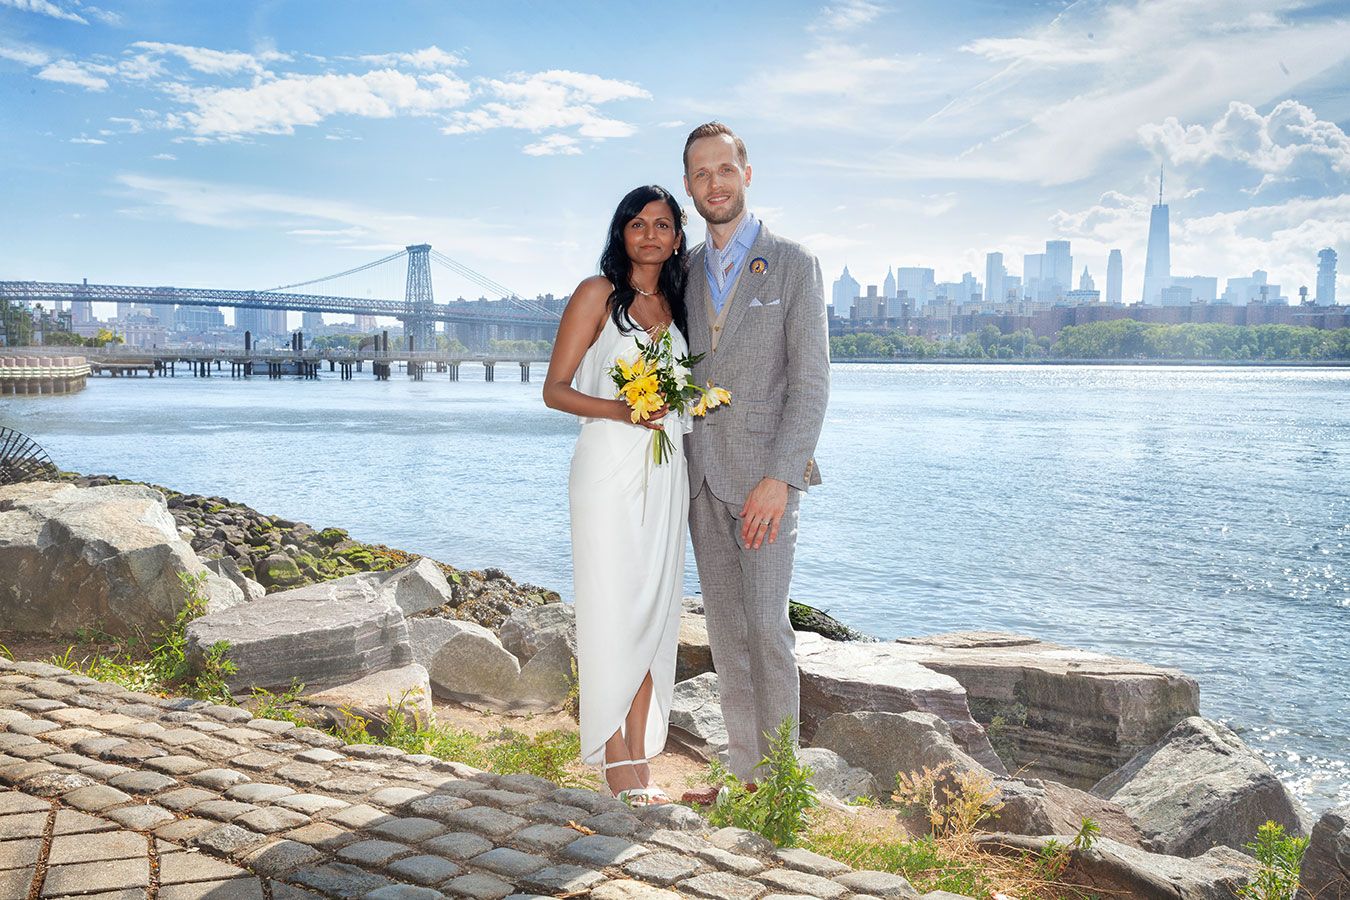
[599,185,689,338]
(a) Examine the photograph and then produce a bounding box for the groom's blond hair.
[683,122,748,172]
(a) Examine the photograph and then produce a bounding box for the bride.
[542,185,690,806]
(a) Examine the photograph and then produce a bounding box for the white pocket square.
[748,297,781,307]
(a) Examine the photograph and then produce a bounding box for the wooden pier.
[78,348,546,383]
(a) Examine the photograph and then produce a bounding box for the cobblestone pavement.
[0,659,931,900]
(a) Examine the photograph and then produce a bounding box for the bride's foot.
[632,757,650,787]
[603,759,642,797]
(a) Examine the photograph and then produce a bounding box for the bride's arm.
[542,277,631,422]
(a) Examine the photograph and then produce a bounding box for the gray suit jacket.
[684,222,830,505]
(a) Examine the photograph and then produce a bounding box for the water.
[3,363,1347,813]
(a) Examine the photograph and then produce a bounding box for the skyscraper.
[895,268,935,309]
[1106,249,1123,304]
[985,252,1005,305]
[883,267,896,300]
[1317,248,1337,305]
[1143,167,1171,304]
[1023,253,1045,301]
[1045,241,1073,298]
[1079,267,1094,291]
[832,266,860,315]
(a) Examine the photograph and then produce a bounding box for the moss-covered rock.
[790,601,874,642]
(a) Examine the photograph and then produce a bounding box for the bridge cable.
[262,250,407,294]
[429,250,560,318]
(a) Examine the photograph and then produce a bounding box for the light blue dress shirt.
[705,212,761,315]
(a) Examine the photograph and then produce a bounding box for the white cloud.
[69,136,105,143]
[442,69,649,148]
[131,41,287,76]
[108,116,141,132]
[81,4,122,25]
[522,134,581,156]
[161,69,471,137]
[151,152,175,160]
[0,43,50,66]
[359,46,464,70]
[0,0,86,24]
[813,0,885,33]
[656,120,686,128]
[36,59,109,90]
[1140,100,1350,193]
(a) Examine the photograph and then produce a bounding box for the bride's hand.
[639,403,669,430]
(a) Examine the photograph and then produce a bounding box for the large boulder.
[0,481,224,637]
[975,834,1252,900]
[1298,803,1350,900]
[184,568,415,693]
[677,610,715,683]
[367,558,454,616]
[204,556,266,603]
[797,747,880,804]
[669,672,729,762]
[513,635,575,709]
[891,631,1199,788]
[427,630,520,705]
[500,603,575,663]
[407,616,496,669]
[1093,716,1308,857]
[994,779,1144,848]
[813,710,990,790]
[795,633,1005,774]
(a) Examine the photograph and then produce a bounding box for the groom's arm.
[766,249,830,489]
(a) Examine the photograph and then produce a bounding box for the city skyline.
[2,0,1348,324]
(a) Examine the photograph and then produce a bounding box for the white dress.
[570,313,690,767]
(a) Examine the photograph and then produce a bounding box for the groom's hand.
[740,478,789,549]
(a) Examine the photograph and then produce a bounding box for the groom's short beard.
[695,192,745,226]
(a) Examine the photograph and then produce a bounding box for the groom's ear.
[683,173,691,196]
[744,164,752,187]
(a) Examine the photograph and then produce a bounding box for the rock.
[994,779,1143,849]
[668,672,729,762]
[184,574,413,694]
[406,616,496,669]
[975,834,1252,900]
[200,568,246,614]
[305,664,433,728]
[891,631,1199,788]
[367,558,453,616]
[796,747,879,804]
[500,603,575,663]
[427,630,520,704]
[789,601,873,641]
[676,611,714,683]
[0,482,211,637]
[1298,802,1350,900]
[513,635,576,709]
[1093,716,1308,857]
[813,710,991,791]
[795,633,1005,775]
[257,551,304,589]
[204,556,266,603]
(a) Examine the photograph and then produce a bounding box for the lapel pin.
[750,257,768,275]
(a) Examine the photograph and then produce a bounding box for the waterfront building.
[895,267,935,309]
[832,266,861,314]
[355,315,377,332]
[302,311,326,332]
[1106,249,1123,304]
[1222,270,1284,304]
[1066,288,1100,304]
[1172,276,1218,304]
[883,267,896,300]
[1143,170,1171,304]
[985,252,1005,306]
[853,285,882,320]
[71,300,94,326]
[961,272,981,304]
[1318,248,1337,305]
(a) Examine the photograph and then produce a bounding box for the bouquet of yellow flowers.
[610,329,730,465]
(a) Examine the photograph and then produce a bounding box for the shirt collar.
[707,211,758,260]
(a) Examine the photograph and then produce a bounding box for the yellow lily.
[705,383,731,408]
[691,393,710,417]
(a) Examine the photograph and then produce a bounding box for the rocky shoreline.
[2,477,1348,899]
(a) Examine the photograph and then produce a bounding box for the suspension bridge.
[0,243,562,352]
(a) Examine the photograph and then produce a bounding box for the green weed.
[1239,820,1308,900]
[708,717,818,847]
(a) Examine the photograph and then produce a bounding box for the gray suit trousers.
[689,483,800,781]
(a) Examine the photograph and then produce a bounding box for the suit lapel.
[687,245,710,354]
[712,224,772,368]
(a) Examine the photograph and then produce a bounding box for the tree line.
[830,321,1350,361]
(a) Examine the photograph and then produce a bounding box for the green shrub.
[709,717,818,846]
[1239,821,1308,900]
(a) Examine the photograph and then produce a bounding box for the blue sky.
[2,0,1348,318]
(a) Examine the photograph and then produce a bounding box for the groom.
[680,122,830,785]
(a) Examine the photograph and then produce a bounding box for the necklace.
[631,282,658,297]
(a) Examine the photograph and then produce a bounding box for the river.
[3,362,1347,813]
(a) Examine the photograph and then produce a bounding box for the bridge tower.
[402,243,436,350]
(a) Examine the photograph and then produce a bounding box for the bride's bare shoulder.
[569,276,614,307]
